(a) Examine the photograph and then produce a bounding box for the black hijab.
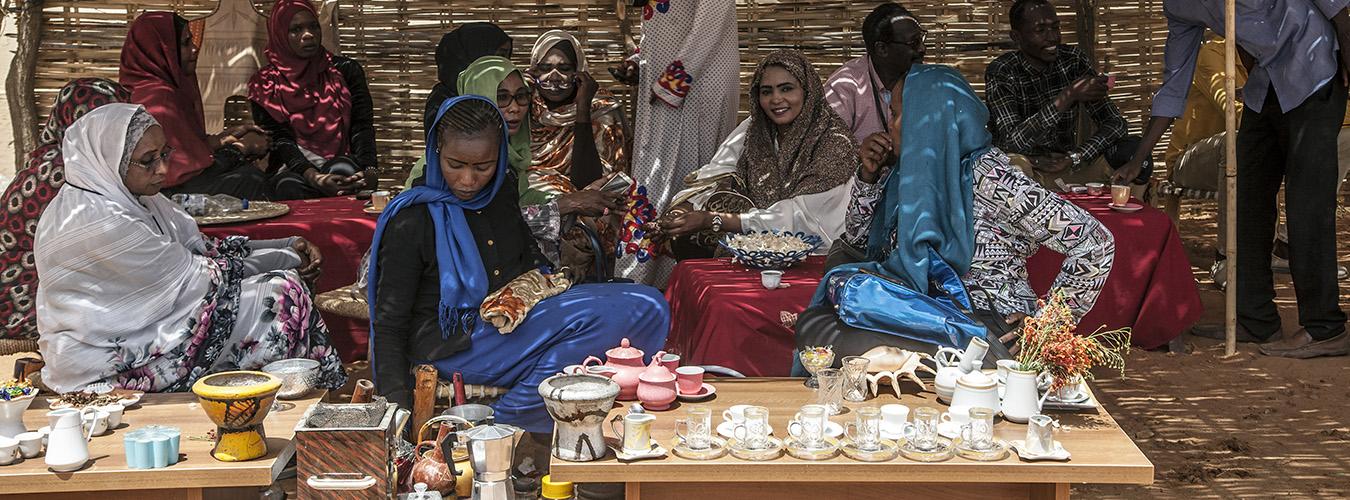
[423,23,512,133]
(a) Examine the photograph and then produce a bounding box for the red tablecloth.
[664,256,826,376]
[1026,194,1203,349]
[201,197,376,361]
[664,195,1203,376]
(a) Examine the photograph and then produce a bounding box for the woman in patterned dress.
[794,65,1115,362]
[0,79,130,343]
[617,0,741,286]
[34,104,346,393]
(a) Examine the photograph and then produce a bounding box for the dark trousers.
[164,162,273,201]
[1237,80,1348,340]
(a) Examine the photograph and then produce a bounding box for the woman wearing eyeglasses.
[120,11,274,200]
[34,103,347,394]
[249,0,378,199]
[405,56,624,268]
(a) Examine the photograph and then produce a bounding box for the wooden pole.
[6,0,42,168]
[1223,0,1238,357]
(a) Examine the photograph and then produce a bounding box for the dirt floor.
[1079,197,1350,498]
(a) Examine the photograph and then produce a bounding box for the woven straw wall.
[29,0,1168,181]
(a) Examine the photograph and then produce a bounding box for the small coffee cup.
[675,366,705,395]
[1110,184,1131,206]
[941,405,973,425]
[723,404,753,425]
[83,409,111,436]
[15,431,43,458]
[0,437,17,465]
[761,270,783,289]
[880,404,909,432]
[1085,182,1105,196]
[100,403,126,429]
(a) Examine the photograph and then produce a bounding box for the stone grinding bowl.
[262,358,321,400]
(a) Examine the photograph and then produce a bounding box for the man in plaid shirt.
[985,0,1150,191]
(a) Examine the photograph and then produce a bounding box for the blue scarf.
[367,95,509,340]
[812,64,991,305]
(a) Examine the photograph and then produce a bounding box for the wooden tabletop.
[3,392,320,495]
[550,378,1154,485]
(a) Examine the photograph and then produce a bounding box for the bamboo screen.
[27,0,1167,182]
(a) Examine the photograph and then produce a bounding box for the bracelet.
[710,213,723,233]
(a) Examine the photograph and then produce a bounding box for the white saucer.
[677,383,716,401]
[609,441,669,461]
[1108,202,1143,213]
[1010,440,1071,461]
[880,424,906,441]
[937,421,963,440]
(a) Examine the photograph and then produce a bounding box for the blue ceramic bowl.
[719,231,823,270]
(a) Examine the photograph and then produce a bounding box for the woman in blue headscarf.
[794,64,1115,365]
[366,95,669,435]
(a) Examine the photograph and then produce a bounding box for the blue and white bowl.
[719,231,823,270]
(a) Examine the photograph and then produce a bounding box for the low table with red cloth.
[201,196,376,361]
[664,256,825,376]
[1026,194,1203,349]
[664,195,1203,376]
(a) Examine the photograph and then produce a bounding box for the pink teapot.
[637,351,678,411]
[581,338,647,401]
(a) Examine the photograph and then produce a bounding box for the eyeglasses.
[886,29,927,52]
[128,147,174,171]
[497,89,533,108]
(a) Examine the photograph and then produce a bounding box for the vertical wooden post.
[1222,0,1238,357]
[412,364,439,439]
[6,0,43,167]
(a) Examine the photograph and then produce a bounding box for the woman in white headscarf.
[34,103,347,394]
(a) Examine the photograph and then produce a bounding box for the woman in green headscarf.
[405,56,624,273]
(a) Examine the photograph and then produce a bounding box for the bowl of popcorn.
[719,230,823,269]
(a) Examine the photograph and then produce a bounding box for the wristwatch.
[710,214,724,233]
[1068,151,1083,168]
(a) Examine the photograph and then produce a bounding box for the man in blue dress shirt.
[1116,0,1350,358]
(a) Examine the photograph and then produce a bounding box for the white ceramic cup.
[880,404,910,431]
[760,270,784,289]
[38,426,50,446]
[0,436,17,465]
[942,405,973,425]
[722,404,753,425]
[82,409,110,436]
[15,431,42,458]
[1085,182,1106,196]
[995,359,1020,383]
[99,403,125,429]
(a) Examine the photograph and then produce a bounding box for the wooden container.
[294,403,408,499]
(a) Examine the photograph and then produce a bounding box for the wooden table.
[550,378,1153,500]
[2,393,321,500]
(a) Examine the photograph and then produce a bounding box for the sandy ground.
[1079,196,1350,498]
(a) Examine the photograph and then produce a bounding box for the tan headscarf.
[715,50,858,211]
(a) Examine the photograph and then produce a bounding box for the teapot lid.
[461,416,523,441]
[606,338,644,359]
[956,370,996,390]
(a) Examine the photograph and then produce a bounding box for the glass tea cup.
[674,407,713,450]
[841,356,871,402]
[787,404,829,449]
[816,368,844,415]
[731,406,771,450]
[959,407,996,450]
[845,406,883,451]
[902,407,943,451]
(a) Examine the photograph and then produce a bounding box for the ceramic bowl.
[720,231,823,270]
[262,358,321,400]
[191,371,282,462]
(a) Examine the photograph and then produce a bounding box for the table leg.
[626,482,641,500]
[1029,483,1070,500]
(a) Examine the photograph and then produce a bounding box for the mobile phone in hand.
[601,172,634,194]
